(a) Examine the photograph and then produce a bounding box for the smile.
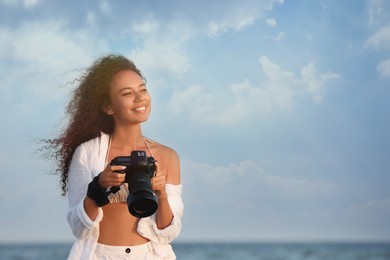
[133,106,146,112]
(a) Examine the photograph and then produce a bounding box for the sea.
[0,242,390,260]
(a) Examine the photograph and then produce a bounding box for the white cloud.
[208,15,258,37]
[365,2,390,79]
[110,1,285,76]
[23,0,39,7]
[1,0,39,7]
[0,21,107,114]
[128,17,191,76]
[169,56,340,125]
[368,0,390,27]
[99,0,111,14]
[182,158,339,237]
[11,22,90,67]
[377,59,390,78]
[130,39,190,76]
[86,11,96,26]
[183,159,337,201]
[266,18,277,27]
[300,63,341,103]
[365,0,390,78]
[206,0,284,37]
[182,159,390,241]
[258,55,297,108]
[132,18,160,36]
[368,0,384,23]
[264,31,285,42]
[316,197,390,239]
[77,0,286,62]
[170,85,213,115]
[365,25,390,50]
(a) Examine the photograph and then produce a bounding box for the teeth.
[134,106,146,111]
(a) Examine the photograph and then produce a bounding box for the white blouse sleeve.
[66,145,103,239]
[137,184,184,245]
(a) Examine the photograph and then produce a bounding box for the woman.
[45,54,183,259]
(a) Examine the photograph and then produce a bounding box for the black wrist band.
[87,175,110,207]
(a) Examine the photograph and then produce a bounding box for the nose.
[134,91,144,102]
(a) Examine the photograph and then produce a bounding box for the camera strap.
[143,137,155,157]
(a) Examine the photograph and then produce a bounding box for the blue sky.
[0,0,389,243]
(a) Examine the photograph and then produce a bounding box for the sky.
[0,0,389,243]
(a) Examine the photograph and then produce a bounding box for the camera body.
[110,150,158,218]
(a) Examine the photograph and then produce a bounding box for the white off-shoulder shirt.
[66,133,183,259]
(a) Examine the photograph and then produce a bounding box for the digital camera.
[110,150,158,218]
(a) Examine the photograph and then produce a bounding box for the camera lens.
[127,190,158,218]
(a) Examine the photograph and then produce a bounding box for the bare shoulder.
[158,143,179,161]
[145,138,180,184]
[144,137,179,159]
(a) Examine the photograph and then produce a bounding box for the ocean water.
[0,242,389,260]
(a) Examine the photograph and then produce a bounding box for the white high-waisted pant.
[94,242,155,259]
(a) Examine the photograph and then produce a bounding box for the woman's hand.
[98,164,126,189]
[151,162,167,199]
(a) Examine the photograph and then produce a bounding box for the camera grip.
[110,169,126,193]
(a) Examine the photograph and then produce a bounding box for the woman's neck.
[110,124,145,150]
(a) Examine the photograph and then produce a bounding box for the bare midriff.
[97,203,150,246]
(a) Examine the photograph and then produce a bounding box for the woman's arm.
[67,145,104,239]
[152,147,181,229]
[136,145,184,244]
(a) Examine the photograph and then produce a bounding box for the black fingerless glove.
[87,174,110,207]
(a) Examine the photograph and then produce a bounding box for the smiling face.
[104,69,151,126]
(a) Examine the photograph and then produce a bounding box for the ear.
[103,105,114,115]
